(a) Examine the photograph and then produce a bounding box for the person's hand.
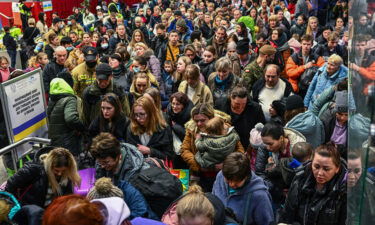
[267,156,274,164]
[195,133,201,140]
[171,121,176,126]
[137,144,151,155]
[215,163,223,171]
[304,61,314,69]
[349,63,360,72]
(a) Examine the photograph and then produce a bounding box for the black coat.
[198,60,216,82]
[22,27,40,46]
[215,98,266,149]
[164,100,194,141]
[125,125,174,160]
[44,44,55,61]
[5,162,74,207]
[89,113,130,141]
[42,61,73,94]
[3,33,17,50]
[279,161,347,225]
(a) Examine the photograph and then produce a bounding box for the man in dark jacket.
[252,64,293,121]
[42,46,72,95]
[3,26,17,68]
[82,63,130,126]
[215,85,265,149]
[313,32,348,65]
[150,24,168,57]
[108,24,128,54]
[157,30,184,64]
[167,10,193,32]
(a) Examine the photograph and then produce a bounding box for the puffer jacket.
[112,65,133,94]
[279,160,347,225]
[164,100,194,141]
[47,78,85,155]
[95,142,150,185]
[143,49,163,94]
[285,51,325,93]
[255,128,306,204]
[181,110,244,172]
[117,180,158,220]
[5,147,74,207]
[208,73,241,109]
[304,64,348,109]
[195,127,240,168]
[285,111,325,149]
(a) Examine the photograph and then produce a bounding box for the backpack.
[298,66,319,94]
[129,160,183,219]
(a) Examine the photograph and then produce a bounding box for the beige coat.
[178,80,213,107]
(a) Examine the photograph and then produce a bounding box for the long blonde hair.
[173,56,192,81]
[41,148,81,195]
[176,185,215,223]
[305,16,318,37]
[130,96,166,135]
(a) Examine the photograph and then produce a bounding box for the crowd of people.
[1,0,375,225]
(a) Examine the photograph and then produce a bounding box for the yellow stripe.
[14,118,47,142]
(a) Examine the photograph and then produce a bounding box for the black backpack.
[129,161,183,219]
[298,66,320,95]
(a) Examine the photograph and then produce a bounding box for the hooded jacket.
[279,160,347,225]
[304,64,348,109]
[47,78,85,155]
[212,171,275,225]
[285,111,325,149]
[91,197,130,225]
[195,127,240,168]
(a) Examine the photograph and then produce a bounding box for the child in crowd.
[280,142,313,188]
[161,60,175,107]
[194,117,240,168]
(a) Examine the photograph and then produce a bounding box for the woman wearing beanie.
[109,53,132,93]
[87,177,157,220]
[284,95,325,149]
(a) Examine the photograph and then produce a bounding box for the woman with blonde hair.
[128,29,147,58]
[172,56,192,93]
[5,147,81,208]
[178,64,213,106]
[305,16,321,40]
[129,72,151,102]
[125,96,173,160]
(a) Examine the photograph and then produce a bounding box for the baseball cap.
[83,46,98,61]
[96,63,112,80]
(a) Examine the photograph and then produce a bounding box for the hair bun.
[94,178,114,194]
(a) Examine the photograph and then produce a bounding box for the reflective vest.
[108,2,120,14]
[19,3,31,16]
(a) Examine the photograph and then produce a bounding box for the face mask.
[133,67,140,73]
[67,21,72,26]
[59,24,64,29]
[101,43,109,49]
[66,46,74,51]
[86,61,97,68]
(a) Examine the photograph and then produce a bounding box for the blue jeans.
[7,50,17,68]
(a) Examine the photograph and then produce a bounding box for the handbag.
[74,168,96,196]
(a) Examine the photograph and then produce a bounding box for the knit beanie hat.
[249,123,265,149]
[87,177,124,200]
[176,19,187,29]
[334,91,348,113]
[285,95,304,111]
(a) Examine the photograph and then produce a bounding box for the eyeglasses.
[134,112,147,119]
[97,160,112,167]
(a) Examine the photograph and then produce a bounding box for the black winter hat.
[236,38,250,55]
[285,95,304,111]
[271,100,286,117]
[96,63,112,80]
